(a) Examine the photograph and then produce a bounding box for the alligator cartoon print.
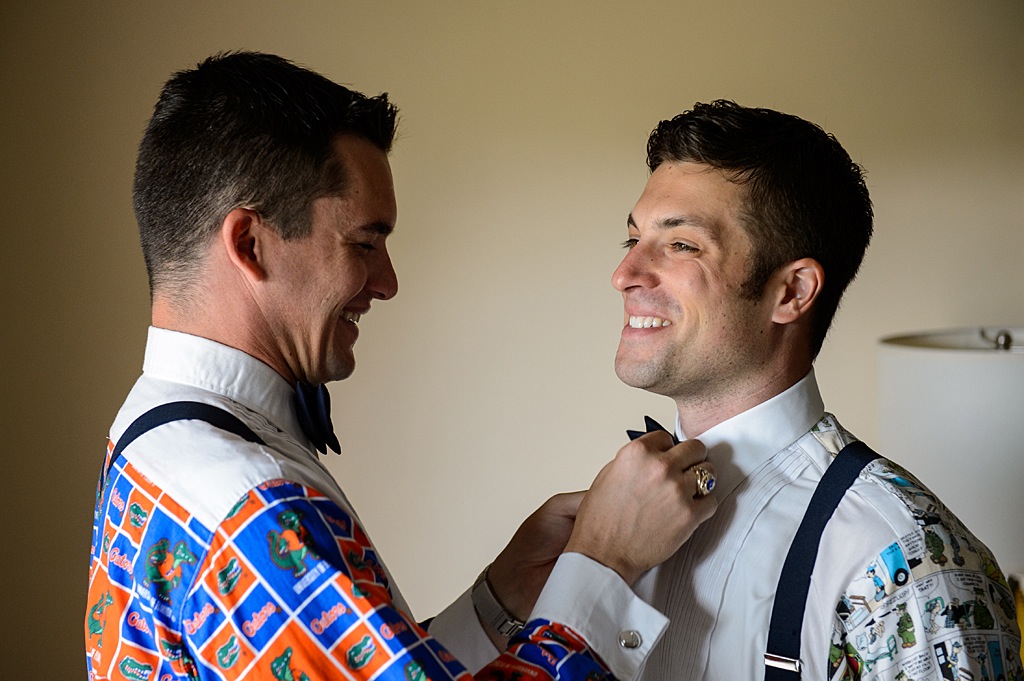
[404,660,426,681]
[217,635,242,670]
[270,646,311,681]
[88,591,114,648]
[346,634,377,670]
[267,509,318,578]
[143,538,197,603]
[118,655,155,681]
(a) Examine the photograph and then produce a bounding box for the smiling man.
[615,101,1020,681]
[84,52,719,680]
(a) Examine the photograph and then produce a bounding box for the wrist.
[471,566,527,639]
[562,544,640,586]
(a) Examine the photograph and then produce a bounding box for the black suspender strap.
[764,440,880,680]
[105,401,265,480]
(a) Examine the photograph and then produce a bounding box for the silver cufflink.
[618,630,642,649]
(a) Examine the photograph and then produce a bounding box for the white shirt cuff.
[531,552,669,681]
[427,586,498,674]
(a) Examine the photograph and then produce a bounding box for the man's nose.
[612,245,658,292]
[369,248,398,300]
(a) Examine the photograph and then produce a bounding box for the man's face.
[612,161,776,405]
[266,134,398,385]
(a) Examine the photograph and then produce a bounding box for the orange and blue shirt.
[85,328,669,680]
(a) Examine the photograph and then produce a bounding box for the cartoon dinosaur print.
[924,528,948,565]
[143,538,197,602]
[949,533,966,566]
[267,510,317,577]
[968,588,995,630]
[843,640,864,680]
[990,583,1016,620]
[895,603,916,648]
[88,591,114,648]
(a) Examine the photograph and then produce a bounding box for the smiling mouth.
[628,315,672,329]
[341,311,361,323]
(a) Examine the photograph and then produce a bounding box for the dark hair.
[646,100,873,358]
[133,51,398,293]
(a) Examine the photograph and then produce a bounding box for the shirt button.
[618,630,642,649]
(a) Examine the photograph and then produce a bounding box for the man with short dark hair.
[613,100,1020,681]
[85,52,719,680]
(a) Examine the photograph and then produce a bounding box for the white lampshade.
[878,327,1024,576]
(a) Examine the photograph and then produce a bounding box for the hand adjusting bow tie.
[626,415,680,445]
[627,415,716,496]
[294,382,341,455]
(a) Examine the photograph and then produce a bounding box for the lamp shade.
[878,327,1024,576]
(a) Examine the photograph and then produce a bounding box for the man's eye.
[621,238,638,249]
[671,242,698,253]
[357,242,377,252]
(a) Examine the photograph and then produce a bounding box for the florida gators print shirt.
[87,457,615,681]
[85,329,633,681]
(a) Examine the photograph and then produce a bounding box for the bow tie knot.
[626,415,680,445]
[294,382,341,455]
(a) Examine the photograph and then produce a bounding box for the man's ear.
[220,208,268,284]
[771,257,824,325]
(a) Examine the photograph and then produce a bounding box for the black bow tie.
[294,382,341,455]
[626,415,680,445]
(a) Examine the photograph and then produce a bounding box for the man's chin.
[617,347,688,399]
[320,352,355,384]
[614,358,661,392]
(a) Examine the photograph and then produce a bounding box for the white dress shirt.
[630,371,1020,681]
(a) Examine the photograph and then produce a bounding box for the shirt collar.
[674,370,825,499]
[142,326,305,442]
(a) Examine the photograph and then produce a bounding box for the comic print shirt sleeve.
[86,467,624,681]
[826,491,1022,681]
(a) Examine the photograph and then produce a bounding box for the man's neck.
[151,291,296,385]
[674,364,810,438]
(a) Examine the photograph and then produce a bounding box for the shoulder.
[799,418,987,599]
[798,415,958,545]
[111,394,338,530]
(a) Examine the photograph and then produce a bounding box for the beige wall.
[3,2,1021,675]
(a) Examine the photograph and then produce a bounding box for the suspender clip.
[764,653,801,673]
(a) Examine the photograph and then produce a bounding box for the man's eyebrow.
[357,221,394,237]
[626,213,721,246]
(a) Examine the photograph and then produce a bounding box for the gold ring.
[694,465,715,497]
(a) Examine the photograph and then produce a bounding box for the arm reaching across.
[488,431,717,619]
[435,432,718,673]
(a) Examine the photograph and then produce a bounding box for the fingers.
[637,434,716,498]
[693,491,719,523]
[681,460,717,498]
[664,438,708,470]
[564,434,721,585]
[631,428,677,452]
[662,440,718,521]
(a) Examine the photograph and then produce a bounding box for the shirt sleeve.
[430,554,670,680]
[181,479,647,680]
[826,528,1022,681]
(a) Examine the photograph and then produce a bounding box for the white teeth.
[341,312,361,323]
[629,316,671,329]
